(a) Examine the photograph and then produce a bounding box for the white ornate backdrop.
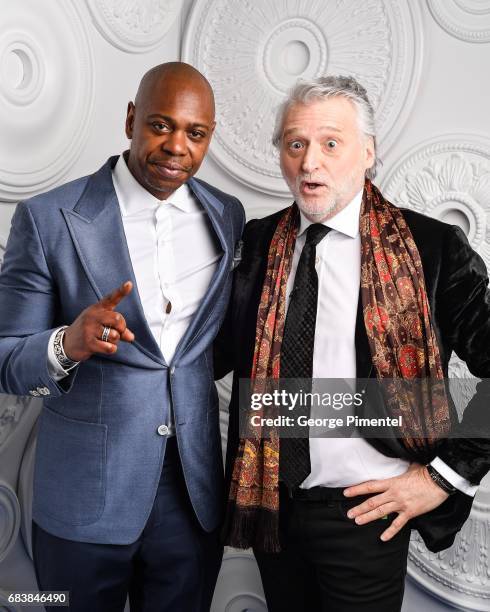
[0,1,489,611]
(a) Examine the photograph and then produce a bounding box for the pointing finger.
[120,328,135,342]
[99,281,133,310]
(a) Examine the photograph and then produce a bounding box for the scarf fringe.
[223,502,282,553]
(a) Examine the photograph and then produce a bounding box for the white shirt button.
[157,424,170,436]
[315,256,320,265]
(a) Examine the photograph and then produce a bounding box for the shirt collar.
[298,189,363,239]
[113,154,196,216]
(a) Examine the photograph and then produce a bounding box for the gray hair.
[272,75,379,180]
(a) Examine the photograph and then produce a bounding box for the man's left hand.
[343,463,449,541]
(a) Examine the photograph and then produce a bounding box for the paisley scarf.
[224,180,450,553]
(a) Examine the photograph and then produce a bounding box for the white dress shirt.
[286,190,477,496]
[112,155,221,364]
[48,155,221,431]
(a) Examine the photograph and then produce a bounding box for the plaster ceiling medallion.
[447,355,478,419]
[0,395,32,451]
[87,0,181,53]
[384,136,490,609]
[18,419,39,560]
[408,472,490,611]
[217,374,233,453]
[182,0,423,196]
[428,0,490,43]
[0,0,94,202]
[381,136,490,270]
[213,549,267,612]
[0,231,6,265]
[0,481,21,563]
[0,591,21,612]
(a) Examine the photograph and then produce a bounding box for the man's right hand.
[63,281,135,362]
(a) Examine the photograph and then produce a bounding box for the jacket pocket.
[34,406,107,526]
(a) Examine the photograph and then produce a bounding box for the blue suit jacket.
[0,156,245,544]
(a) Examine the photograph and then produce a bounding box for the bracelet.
[426,464,457,496]
[53,327,79,370]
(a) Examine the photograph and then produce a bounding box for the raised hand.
[63,281,135,362]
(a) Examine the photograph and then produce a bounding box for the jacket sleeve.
[0,201,77,396]
[436,224,490,484]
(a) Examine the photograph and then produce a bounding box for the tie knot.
[305,223,330,247]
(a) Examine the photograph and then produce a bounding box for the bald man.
[0,62,245,611]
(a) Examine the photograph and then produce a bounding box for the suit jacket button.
[170,366,175,375]
[157,424,169,436]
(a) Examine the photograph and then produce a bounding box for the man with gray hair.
[216,75,490,611]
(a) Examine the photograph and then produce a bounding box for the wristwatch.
[426,464,457,496]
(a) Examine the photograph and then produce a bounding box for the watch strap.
[427,464,457,496]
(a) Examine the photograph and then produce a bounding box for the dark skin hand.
[63,281,135,362]
[343,463,449,541]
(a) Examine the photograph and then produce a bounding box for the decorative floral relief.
[183,0,423,195]
[111,0,172,33]
[428,0,490,43]
[382,138,490,270]
[395,155,490,216]
[0,0,94,201]
[0,482,21,563]
[0,395,32,449]
[387,138,490,610]
[87,0,181,53]
[409,507,490,607]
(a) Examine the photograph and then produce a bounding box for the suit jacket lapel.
[171,178,232,363]
[62,157,165,365]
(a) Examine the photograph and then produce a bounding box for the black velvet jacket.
[215,205,490,553]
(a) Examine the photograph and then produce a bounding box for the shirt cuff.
[47,327,78,381]
[430,457,479,497]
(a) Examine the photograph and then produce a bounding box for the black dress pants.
[32,437,223,612]
[254,485,411,612]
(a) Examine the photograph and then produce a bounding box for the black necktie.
[280,223,331,489]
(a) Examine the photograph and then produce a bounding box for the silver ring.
[101,326,111,342]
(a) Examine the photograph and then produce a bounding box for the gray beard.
[289,167,365,221]
[294,194,340,220]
